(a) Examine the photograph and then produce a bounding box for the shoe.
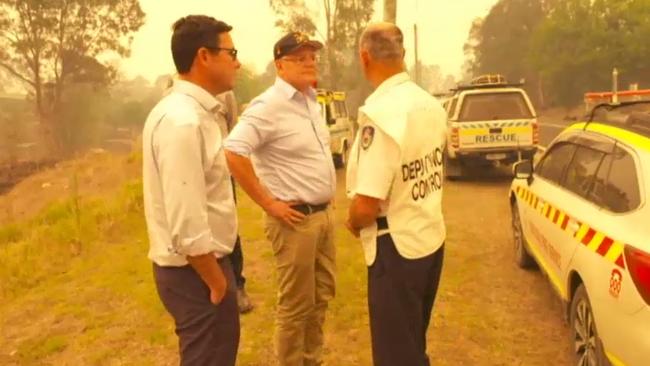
[237,288,254,314]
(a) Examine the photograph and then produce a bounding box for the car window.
[562,146,606,199]
[448,98,458,119]
[536,143,578,184]
[329,101,338,119]
[589,146,641,213]
[459,92,533,121]
[337,101,348,118]
[318,101,326,121]
[325,103,334,125]
[567,134,615,153]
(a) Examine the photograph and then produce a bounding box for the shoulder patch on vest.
[361,126,375,150]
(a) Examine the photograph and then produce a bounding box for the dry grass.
[0,157,574,366]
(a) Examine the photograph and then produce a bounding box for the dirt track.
[426,168,574,365]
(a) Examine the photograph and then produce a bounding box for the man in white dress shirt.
[142,15,241,365]
[346,23,447,366]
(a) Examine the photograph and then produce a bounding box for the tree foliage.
[530,0,650,106]
[269,0,374,90]
[465,0,650,108]
[464,0,546,106]
[234,64,275,105]
[408,63,456,94]
[0,0,145,155]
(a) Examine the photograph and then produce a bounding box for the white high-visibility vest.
[347,72,447,265]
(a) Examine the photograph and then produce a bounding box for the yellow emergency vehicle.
[316,89,355,169]
[510,92,650,366]
[444,74,539,178]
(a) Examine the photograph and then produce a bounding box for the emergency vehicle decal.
[459,121,529,129]
[609,269,623,298]
[514,185,626,270]
[361,126,374,150]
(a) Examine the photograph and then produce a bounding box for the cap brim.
[288,40,324,54]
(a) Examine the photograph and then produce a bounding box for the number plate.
[486,153,507,161]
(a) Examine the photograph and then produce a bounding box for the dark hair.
[171,15,233,73]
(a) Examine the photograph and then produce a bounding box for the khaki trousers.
[264,208,336,366]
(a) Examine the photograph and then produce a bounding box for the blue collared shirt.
[224,77,336,204]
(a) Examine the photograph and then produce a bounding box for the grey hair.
[360,24,404,60]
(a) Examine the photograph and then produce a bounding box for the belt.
[290,202,329,216]
[377,216,389,230]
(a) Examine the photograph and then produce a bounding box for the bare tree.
[384,0,396,23]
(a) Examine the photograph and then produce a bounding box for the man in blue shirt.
[224,32,337,366]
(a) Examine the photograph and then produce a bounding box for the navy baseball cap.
[274,32,323,60]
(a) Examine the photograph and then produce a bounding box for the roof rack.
[450,83,524,93]
[450,74,524,93]
[471,74,506,85]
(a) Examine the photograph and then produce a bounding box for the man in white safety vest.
[346,22,448,366]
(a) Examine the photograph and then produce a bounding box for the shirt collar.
[173,79,224,113]
[366,72,411,104]
[215,92,233,119]
[274,77,316,101]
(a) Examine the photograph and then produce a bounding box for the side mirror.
[513,160,533,183]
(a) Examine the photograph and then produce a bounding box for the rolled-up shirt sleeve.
[223,102,274,156]
[155,116,217,257]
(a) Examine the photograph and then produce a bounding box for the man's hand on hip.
[225,151,306,229]
[265,200,306,228]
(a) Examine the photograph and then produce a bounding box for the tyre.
[570,285,608,366]
[444,155,463,180]
[334,142,348,169]
[511,202,536,269]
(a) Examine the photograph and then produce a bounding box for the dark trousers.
[230,236,246,289]
[153,257,240,366]
[368,234,445,366]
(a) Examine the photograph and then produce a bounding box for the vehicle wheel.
[511,202,536,269]
[334,142,348,169]
[570,285,608,366]
[444,155,463,180]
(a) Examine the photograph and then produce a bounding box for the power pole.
[414,23,420,86]
[384,0,397,23]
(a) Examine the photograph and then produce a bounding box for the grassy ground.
[0,155,574,366]
[0,162,373,365]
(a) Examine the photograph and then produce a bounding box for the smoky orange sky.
[120,0,498,81]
